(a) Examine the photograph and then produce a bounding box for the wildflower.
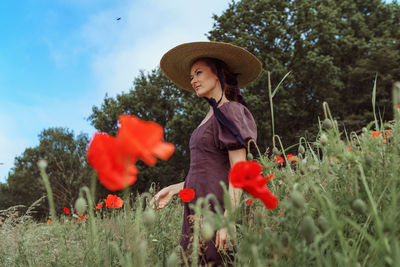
[104,194,123,208]
[63,207,70,215]
[87,132,138,191]
[179,188,195,202]
[76,218,81,223]
[246,199,253,206]
[348,146,353,152]
[87,115,175,191]
[370,131,382,138]
[96,202,103,210]
[47,219,52,225]
[229,161,278,209]
[276,156,284,165]
[286,154,298,162]
[117,114,175,166]
[80,216,87,221]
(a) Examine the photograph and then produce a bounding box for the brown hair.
[193,57,240,102]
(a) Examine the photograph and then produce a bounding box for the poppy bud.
[37,159,48,170]
[201,222,214,242]
[167,252,178,267]
[352,199,366,214]
[362,127,368,134]
[272,147,280,156]
[143,209,155,227]
[322,119,333,130]
[280,231,290,247]
[320,134,328,146]
[300,216,316,244]
[317,215,328,233]
[298,145,305,154]
[290,191,305,209]
[246,153,254,161]
[75,197,87,214]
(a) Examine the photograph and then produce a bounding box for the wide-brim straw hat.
[160,41,262,92]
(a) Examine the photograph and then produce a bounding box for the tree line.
[1,0,399,219]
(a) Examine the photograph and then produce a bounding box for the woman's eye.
[196,71,202,75]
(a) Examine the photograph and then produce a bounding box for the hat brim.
[160,42,262,92]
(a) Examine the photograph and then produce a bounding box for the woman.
[151,42,262,266]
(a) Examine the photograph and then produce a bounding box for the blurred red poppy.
[286,154,298,162]
[229,161,278,209]
[47,220,52,225]
[117,115,175,166]
[63,207,70,215]
[96,203,103,210]
[104,194,123,208]
[276,156,284,165]
[179,188,195,202]
[246,199,253,206]
[87,132,138,191]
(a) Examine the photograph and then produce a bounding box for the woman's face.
[190,60,220,98]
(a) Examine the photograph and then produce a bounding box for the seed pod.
[246,153,254,161]
[143,209,155,227]
[317,215,328,233]
[300,216,316,244]
[362,127,368,134]
[37,159,48,170]
[201,222,214,242]
[290,191,305,209]
[280,231,290,247]
[322,119,333,130]
[74,197,87,214]
[352,199,366,214]
[320,134,328,146]
[272,147,280,156]
[167,252,178,267]
[298,145,305,154]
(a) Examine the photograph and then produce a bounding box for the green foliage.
[3,128,103,218]
[207,0,400,146]
[1,110,399,266]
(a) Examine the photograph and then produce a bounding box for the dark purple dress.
[180,101,257,266]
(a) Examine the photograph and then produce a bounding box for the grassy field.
[0,102,399,266]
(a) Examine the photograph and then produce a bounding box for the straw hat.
[160,41,262,92]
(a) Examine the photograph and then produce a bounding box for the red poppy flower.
[229,161,278,209]
[63,207,70,215]
[179,188,195,202]
[117,115,175,166]
[286,154,298,162]
[104,194,123,208]
[246,199,253,206]
[276,156,284,165]
[76,218,81,223]
[348,146,353,152]
[370,131,382,138]
[87,132,138,191]
[47,220,52,225]
[80,216,87,221]
[96,203,103,210]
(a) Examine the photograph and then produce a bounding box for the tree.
[207,0,400,148]
[6,128,102,218]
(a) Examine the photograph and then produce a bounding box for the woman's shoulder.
[219,101,252,115]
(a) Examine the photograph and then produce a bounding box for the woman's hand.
[150,185,178,210]
[215,225,236,252]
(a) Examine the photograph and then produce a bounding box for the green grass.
[1,104,399,266]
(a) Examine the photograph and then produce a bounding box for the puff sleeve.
[214,101,257,150]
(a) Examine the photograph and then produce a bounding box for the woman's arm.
[216,147,246,251]
[225,147,247,215]
[150,181,184,209]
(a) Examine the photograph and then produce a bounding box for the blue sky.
[0,0,231,183]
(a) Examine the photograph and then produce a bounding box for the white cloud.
[80,0,231,96]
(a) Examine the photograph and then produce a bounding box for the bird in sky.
[116,17,121,21]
